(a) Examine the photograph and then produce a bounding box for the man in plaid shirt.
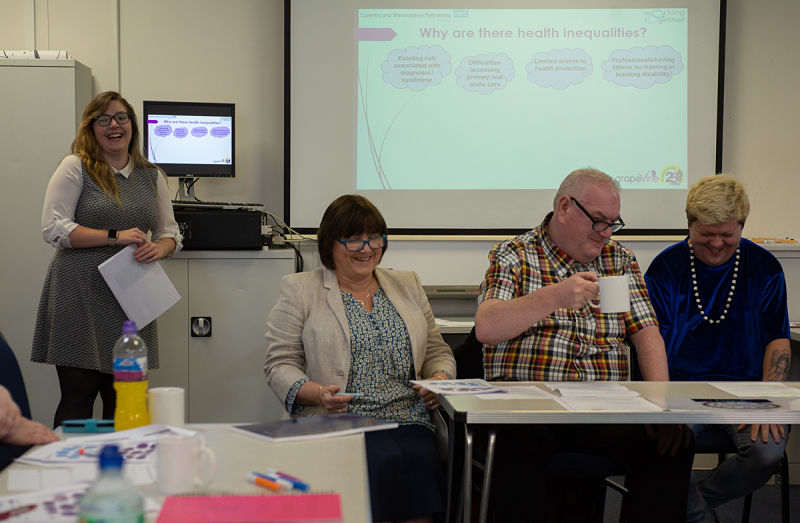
[475,169,694,522]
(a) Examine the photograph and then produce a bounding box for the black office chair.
[694,426,790,523]
[450,328,624,523]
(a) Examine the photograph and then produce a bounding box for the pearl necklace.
[689,243,740,325]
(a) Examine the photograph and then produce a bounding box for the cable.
[257,209,316,242]
[284,241,304,273]
[254,210,309,273]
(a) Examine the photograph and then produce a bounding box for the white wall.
[722,0,800,239]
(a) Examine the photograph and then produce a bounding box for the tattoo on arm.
[766,351,790,381]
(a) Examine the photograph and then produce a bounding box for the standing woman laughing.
[32,91,182,428]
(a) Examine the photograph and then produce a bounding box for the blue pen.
[334,392,365,397]
[265,468,310,491]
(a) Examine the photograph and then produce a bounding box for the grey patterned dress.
[32,163,161,373]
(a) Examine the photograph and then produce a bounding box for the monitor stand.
[176,177,200,201]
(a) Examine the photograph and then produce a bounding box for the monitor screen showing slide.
[142,100,235,178]
[288,1,722,232]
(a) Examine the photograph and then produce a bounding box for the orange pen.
[246,472,282,491]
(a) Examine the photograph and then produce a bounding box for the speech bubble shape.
[210,126,231,138]
[154,125,172,137]
[455,52,515,95]
[602,45,684,88]
[526,48,593,90]
[173,127,188,138]
[191,127,208,138]
[381,45,452,92]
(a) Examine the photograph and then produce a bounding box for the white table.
[0,423,372,522]
[440,381,800,523]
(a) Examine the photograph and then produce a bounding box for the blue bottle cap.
[121,321,138,335]
[98,444,123,470]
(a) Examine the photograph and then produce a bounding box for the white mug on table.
[156,436,216,495]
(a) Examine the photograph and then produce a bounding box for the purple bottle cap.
[121,321,138,335]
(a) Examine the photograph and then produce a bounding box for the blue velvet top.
[645,238,790,381]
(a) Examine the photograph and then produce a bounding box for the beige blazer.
[264,266,456,416]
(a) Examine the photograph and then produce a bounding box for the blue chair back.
[0,332,31,419]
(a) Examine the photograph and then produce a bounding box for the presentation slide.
[289,1,721,232]
[357,9,686,191]
[145,114,233,166]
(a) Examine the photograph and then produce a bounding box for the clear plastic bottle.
[113,321,150,431]
[78,445,144,523]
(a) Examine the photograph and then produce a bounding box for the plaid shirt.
[478,213,658,381]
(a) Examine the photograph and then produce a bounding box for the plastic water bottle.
[113,321,150,431]
[78,445,144,522]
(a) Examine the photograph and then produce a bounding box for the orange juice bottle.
[112,321,150,431]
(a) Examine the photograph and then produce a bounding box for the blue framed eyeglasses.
[570,196,625,233]
[336,234,388,252]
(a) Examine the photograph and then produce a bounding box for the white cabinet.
[0,60,92,424]
[153,249,295,423]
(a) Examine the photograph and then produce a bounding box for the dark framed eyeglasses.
[570,196,625,233]
[336,234,388,252]
[94,112,131,127]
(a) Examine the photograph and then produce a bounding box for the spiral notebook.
[232,413,397,442]
[156,493,341,522]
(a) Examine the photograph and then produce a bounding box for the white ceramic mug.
[148,387,185,426]
[156,436,216,495]
[589,275,630,313]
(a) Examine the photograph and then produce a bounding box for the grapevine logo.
[660,165,684,186]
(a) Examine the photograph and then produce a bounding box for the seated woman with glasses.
[264,194,456,523]
[32,91,181,428]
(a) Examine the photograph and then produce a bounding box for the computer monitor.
[142,100,235,200]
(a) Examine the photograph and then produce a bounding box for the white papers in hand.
[98,245,180,329]
[409,379,505,395]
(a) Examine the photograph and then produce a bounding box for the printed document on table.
[98,245,181,329]
[558,396,663,412]
[477,385,557,400]
[548,382,640,398]
[710,382,800,398]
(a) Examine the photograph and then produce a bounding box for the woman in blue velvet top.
[645,174,790,523]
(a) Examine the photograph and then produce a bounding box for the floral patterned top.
[286,288,434,430]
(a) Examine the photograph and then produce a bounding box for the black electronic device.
[175,208,262,250]
[142,100,235,200]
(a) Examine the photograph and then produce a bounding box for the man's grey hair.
[553,168,620,209]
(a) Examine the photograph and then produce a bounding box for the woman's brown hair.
[71,91,157,204]
[317,195,388,270]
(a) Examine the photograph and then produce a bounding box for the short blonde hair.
[553,168,620,208]
[686,174,749,226]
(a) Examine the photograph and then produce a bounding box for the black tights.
[53,366,115,428]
